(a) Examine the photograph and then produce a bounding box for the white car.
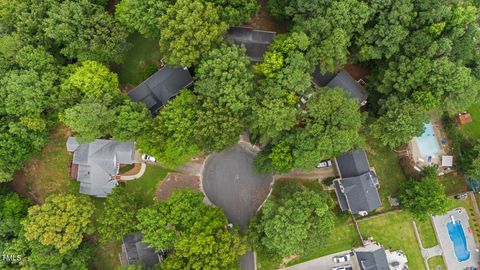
[142,154,156,163]
[331,266,352,270]
[316,159,332,168]
[332,254,351,263]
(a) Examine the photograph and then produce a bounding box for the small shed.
[442,155,453,167]
[458,113,473,125]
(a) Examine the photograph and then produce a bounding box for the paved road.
[202,144,273,270]
[202,144,274,228]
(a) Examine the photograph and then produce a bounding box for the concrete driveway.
[280,250,354,270]
[202,144,274,228]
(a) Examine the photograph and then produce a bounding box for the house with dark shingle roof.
[120,232,167,268]
[225,26,276,62]
[128,66,194,113]
[333,149,382,215]
[312,67,369,107]
[66,137,134,197]
[354,242,391,270]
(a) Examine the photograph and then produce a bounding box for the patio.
[431,208,480,270]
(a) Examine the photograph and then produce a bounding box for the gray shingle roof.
[225,26,276,62]
[336,149,371,178]
[128,66,193,113]
[122,232,160,268]
[356,247,390,270]
[67,137,134,197]
[334,171,381,214]
[312,67,368,106]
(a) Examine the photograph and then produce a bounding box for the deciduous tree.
[22,194,94,253]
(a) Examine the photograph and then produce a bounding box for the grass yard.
[438,173,469,195]
[124,164,169,205]
[416,218,438,249]
[365,136,408,212]
[358,211,426,270]
[428,256,446,270]
[114,32,162,87]
[460,102,480,141]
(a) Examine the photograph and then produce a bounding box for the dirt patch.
[156,173,201,201]
[246,0,288,33]
[344,63,371,80]
[119,163,142,176]
[10,125,73,204]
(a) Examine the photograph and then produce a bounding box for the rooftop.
[66,137,134,197]
[121,232,162,268]
[225,26,276,62]
[128,66,193,113]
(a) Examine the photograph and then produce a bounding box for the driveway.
[202,144,274,228]
[280,250,354,270]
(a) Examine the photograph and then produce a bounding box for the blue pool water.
[415,123,441,158]
[447,220,470,262]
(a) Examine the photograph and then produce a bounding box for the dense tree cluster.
[137,189,247,269]
[0,0,130,182]
[116,0,258,66]
[251,32,363,172]
[398,167,450,220]
[249,182,335,257]
[0,189,92,269]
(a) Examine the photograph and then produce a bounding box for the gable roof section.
[122,232,160,268]
[356,247,390,270]
[312,66,368,106]
[336,149,371,178]
[225,26,276,62]
[327,70,368,105]
[334,171,381,214]
[67,137,134,197]
[128,66,193,113]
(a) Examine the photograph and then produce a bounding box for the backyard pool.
[415,123,441,159]
[447,219,470,262]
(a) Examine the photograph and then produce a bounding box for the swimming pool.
[415,123,441,158]
[447,220,470,262]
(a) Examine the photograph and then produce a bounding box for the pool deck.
[431,208,479,270]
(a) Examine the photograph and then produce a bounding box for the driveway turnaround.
[202,143,274,228]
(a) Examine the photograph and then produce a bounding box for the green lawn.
[365,136,408,212]
[438,173,469,195]
[114,32,162,86]
[416,218,438,249]
[124,164,169,205]
[287,214,359,266]
[358,211,426,270]
[460,102,480,141]
[428,256,446,270]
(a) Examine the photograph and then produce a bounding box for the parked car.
[331,265,352,270]
[332,254,351,263]
[317,159,333,168]
[454,193,468,200]
[141,154,156,163]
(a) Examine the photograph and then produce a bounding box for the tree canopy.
[398,168,450,220]
[249,182,335,257]
[22,194,94,253]
[137,189,247,269]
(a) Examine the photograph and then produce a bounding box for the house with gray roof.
[225,26,276,62]
[354,242,391,270]
[334,149,382,215]
[312,67,369,106]
[128,66,194,113]
[120,232,165,269]
[67,137,134,197]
